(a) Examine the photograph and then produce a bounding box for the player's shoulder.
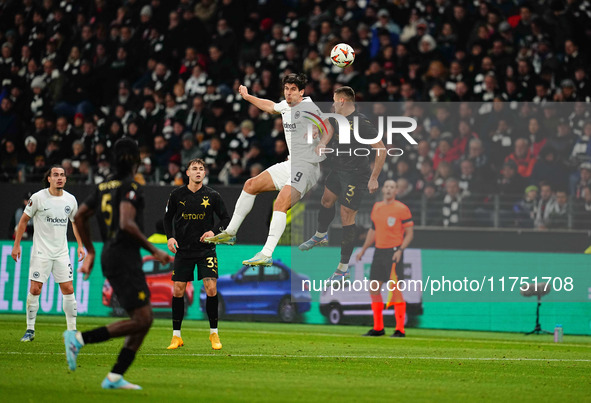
[202,185,221,197]
[394,200,411,211]
[30,188,47,200]
[62,189,76,198]
[373,200,386,209]
[275,99,289,111]
[170,185,188,196]
[355,112,371,122]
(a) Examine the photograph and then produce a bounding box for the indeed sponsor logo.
[283,122,297,129]
[46,216,68,224]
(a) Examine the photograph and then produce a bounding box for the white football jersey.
[274,96,327,163]
[24,189,78,259]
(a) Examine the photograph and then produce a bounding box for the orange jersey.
[370,200,413,248]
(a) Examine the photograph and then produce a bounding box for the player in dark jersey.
[299,86,386,282]
[63,138,171,390]
[163,158,230,351]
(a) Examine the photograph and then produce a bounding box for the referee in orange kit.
[356,179,414,337]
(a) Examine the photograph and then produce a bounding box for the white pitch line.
[3,321,591,348]
[1,351,590,362]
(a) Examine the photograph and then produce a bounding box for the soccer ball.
[330,43,355,68]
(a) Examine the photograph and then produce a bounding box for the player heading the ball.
[205,73,333,266]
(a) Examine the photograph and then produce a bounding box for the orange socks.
[371,293,384,331]
[371,302,384,331]
[394,302,406,333]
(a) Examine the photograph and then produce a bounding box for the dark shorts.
[325,170,370,211]
[101,247,150,312]
[103,252,150,311]
[370,247,403,283]
[172,249,218,282]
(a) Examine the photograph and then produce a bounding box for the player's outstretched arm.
[120,201,171,265]
[75,203,95,279]
[11,213,31,262]
[356,228,376,261]
[239,85,279,115]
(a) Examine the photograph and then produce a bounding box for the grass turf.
[0,314,590,402]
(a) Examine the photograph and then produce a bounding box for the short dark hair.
[334,86,355,101]
[282,73,307,91]
[43,165,65,188]
[187,158,206,169]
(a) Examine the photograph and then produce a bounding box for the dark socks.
[111,347,136,375]
[206,294,218,329]
[172,296,184,331]
[81,326,110,344]
[318,204,336,233]
[340,224,356,264]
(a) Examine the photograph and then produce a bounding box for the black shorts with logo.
[325,169,370,211]
[172,249,218,282]
[370,247,403,283]
[102,248,150,311]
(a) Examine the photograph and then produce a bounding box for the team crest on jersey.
[64,205,71,214]
[387,217,396,227]
[294,111,300,119]
[28,199,32,207]
[201,197,210,208]
[126,190,136,200]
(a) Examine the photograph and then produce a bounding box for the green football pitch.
[1,315,590,402]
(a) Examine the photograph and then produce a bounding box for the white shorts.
[29,255,73,284]
[266,160,321,198]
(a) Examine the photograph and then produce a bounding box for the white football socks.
[225,191,256,235]
[173,330,181,338]
[315,231,327,238]
[26,293,39,331]
[262,211,287,257]
[337,263,348,272]
[63,293,77,331]
[210,328,218,334]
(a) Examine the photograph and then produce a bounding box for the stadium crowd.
[0,0,591,229]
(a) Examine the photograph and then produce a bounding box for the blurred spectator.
[203,137,226,182]
[442,177,462,227]
[93,154,111,184]
[496,160,526,203]
[180,132,203,168]
[505,138,536,178]
[9,192,34,239]
[422,182,441,226]
[160,154,184,186]
[0,140,19,181]
[0,97,18,144]
[530,146,569,190]
[574,185,591,230]
[534,183,557,229]
[153,134,173,171]
[546,190,569,229]
[21,136,40,167]
[249,163,264,178]
[513,185,539,228]
[573,162,591,199]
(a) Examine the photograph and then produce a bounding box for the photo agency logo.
[306,113,418,156]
